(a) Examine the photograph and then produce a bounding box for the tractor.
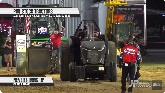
[60,0,134,82]
[20,4,67,75]
[112,22,134,65]
[60,20,117,82]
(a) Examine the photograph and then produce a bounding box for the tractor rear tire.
[69,63,77,82]
[60,40,70,81]
[106,41,117,82]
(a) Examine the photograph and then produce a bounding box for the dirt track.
[0,65,164,93]
[0,51,165,93]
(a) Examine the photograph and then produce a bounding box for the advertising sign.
[16,35,26,52]
[114,5,144,36]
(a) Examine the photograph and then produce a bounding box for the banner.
[114,5,144,36]
[0,8,80,17]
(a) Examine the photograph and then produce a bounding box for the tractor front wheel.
[69,62,77,82]
[106,41,117,82]
[60,40,70,81]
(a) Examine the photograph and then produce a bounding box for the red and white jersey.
[120,45,140,63]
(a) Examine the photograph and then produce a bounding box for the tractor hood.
[31,37,68,41]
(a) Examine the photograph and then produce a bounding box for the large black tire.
[60,40,70,81]
[106,41,117,82]
[110,62,117,82]
[69,63,78,82]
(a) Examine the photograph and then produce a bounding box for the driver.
[94,29,99,37]
[50,26,65,57]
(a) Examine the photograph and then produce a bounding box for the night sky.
[147,0,165,10]
[146,0,165,49]
[146,0,165,28]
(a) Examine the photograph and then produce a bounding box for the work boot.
[128,87,132,93]
[128,88,132,93]
[47,71,53,74]
[10,68,13,71]
[121,91,125,93]
[127,78,130,82]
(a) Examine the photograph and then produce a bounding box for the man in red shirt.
[49,27,64,73]
[50,27,64,57]
[50,29,61,49]
[119,42,141,93]
[119,35,141,82]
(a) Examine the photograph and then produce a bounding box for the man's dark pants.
[52,49,59,57]
[121,62,136,92]
[51,47,60,73]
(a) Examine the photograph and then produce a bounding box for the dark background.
[147,0,165,10]
[146,0,165,49]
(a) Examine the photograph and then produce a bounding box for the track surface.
[0,49,165,93]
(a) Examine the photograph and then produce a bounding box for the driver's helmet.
[94,30,99,37]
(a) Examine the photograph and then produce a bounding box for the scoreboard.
[0,76,54,86]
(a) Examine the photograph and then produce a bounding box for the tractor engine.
[81,41,106,64]
[79,40,106,79]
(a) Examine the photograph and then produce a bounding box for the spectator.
[49,26,64,73]
[3,36,13,71]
